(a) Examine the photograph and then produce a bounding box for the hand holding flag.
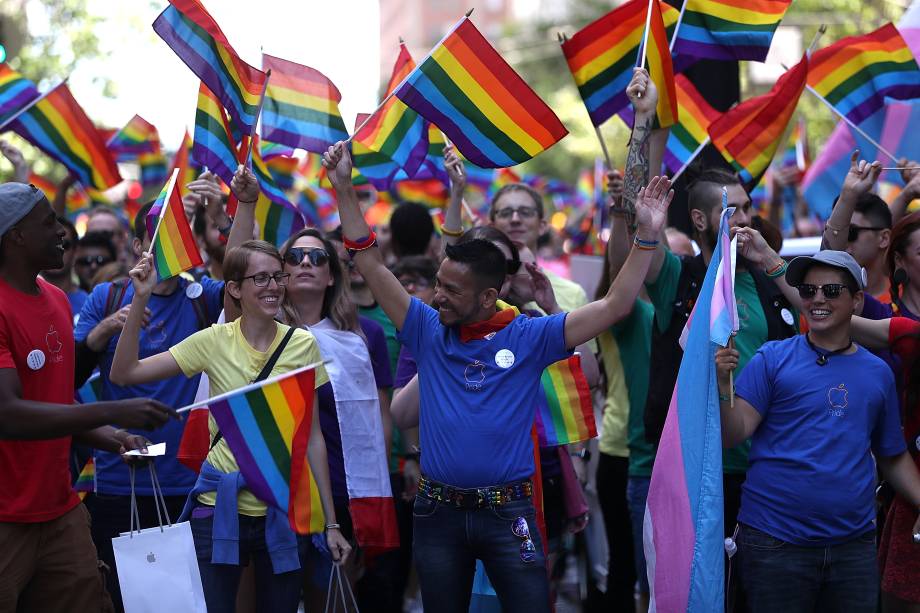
[626,67,657,117]
[230,164,260,205]
[128,252,159,299]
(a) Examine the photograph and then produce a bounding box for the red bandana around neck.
[458,303,519,342]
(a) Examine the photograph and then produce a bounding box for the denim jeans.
[189,514,303,613]
[412,494,550,613]
[740,524,878,613]
[626,476,651,595]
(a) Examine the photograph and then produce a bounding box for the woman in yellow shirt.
[111,240,350,613]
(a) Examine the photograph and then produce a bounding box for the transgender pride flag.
[644,206,735,612]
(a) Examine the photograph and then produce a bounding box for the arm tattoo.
[624,116,653,225]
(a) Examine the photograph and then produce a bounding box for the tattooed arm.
[623,68,670,283]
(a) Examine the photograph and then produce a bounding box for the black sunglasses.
[284,247,330,268]
[75,255,113,267]
[847,225,886,242]
[796,283,851,300]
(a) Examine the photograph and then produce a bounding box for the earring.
[893,268,908,285]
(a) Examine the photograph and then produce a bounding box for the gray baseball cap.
[785,250,867,290]
[0,183,47,246]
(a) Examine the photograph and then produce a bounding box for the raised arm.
[440,146,466,248]
[735,226,802,311]
[224,165,261,321]
[110,253,184,386]
[850,315,891,351]
[822,150,881,251]
[564,176,673,349]
[324,142,411,329]
[0,139,30,184]
[891,159,920,224]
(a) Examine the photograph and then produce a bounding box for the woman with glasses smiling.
[110,236,348,613]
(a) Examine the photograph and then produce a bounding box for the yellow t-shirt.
[169,319,328,516]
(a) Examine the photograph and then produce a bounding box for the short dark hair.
[489,184,545,220]
[390,255,438,284]
[389,203,434,256]
[457,225,519,273]
[688,168,741,216]
[57,216,77,243]
[77,231,117,261]
[444,238,507,292]
[854,193,892,229]
[134,202,155,242]
[326,226,344,243]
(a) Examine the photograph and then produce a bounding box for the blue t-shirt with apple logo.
[397,298,571,489]
[735,335,906,545]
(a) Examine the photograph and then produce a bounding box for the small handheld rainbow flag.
[390,179,448,209]
[535,355,597,446]
[0,63,40,127]
[107,114,160,161]
[139,150,169,190]
[10,83,122,190]
[709,55,808,187]
[74,457,95,501]
[153,0,267,134]
[183,364,325,534]
[671,0,793,63]
[261,54,349,154]
[642,0,678,129]
[147,169,204,280]
[664,75,722,176]
[807,23,920,125]
[394,16,568,168]
[192,81,240,186]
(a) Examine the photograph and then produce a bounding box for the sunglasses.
[239,272,291,287]
[511,516,536,563]
[284,247,330,268]
[75,255,113,267]
[847,225,886,242]
[796,283,851,300]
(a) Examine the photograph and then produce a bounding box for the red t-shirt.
[0,277,80,522]
[889,317,920,457]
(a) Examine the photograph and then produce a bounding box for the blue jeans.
[412,495,550,613]
[740,524,878,613]
[626,476,651,595]
[190,514,303,613]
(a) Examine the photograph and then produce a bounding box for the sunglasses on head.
[796,283,851,300]
[75,255,112,267]
[284,247,330,267]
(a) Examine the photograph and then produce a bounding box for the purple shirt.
[394,346,417,389]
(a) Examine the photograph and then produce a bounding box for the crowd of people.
[1,66,920,613]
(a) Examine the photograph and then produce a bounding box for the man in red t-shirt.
[0,183,176,612]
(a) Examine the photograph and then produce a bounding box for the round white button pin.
[781,308,794,326]
[186,282,203,300]
[26,349,45,371]
[495,349,515,369]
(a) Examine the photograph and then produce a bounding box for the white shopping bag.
[111,463,206,613]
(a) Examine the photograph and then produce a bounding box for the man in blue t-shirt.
[323,142,673,613]
[74,201,224,612]
[716,250,920,613]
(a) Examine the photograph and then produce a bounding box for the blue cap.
[0,182,47,245]
[786,250,867,290]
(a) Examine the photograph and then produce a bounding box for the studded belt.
[418,475,533,509]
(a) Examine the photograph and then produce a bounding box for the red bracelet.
[343,231,377,251]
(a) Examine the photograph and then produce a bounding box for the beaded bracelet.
[440,226,464,238]
[343,231,377,253]
[765,261,788,278]
[633,236,659,250]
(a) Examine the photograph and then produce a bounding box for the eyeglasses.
[511,516,536,563]
[506,259,521,275]
[284,247,330,267]
[847,225,886,242]
[494,206,539,220]
[75,255,113,267]
[796,283,851,300]
[238,272,291,287]
[399,277,432,291]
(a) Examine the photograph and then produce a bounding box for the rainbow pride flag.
[139,151,169,190]
[11,83,122,190]
[807,23,920,125]
[251,137,305,245]
[709,55,808,186]
[74,457,95,501]
[561,0,679,127]
[352,112,406,190]
[107,114,159,161]
[394,17,567,168]
[355,42,428,182]
[261,53,349,153]
[192,81,239,186]
[489,167,521,198]
[153,0,267,133]
[664,75,722,176]
[298,153,324,185]
[27,174,95,218]
[671,0,792,62]
[391,179,448,209]
[169,131,197,198]
[0,64,40,127]
[535,355,596,446]
[645,0,678,129]
[204,365,325,533]
[148,169,204,279]
[75,372,103,404]
[415,124,449,184]
[265,154,298,192]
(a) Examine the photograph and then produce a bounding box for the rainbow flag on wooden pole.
[535,355,597,446]
[637,0,678,129]
[147,168,203,280]
[0,64,40,127]
[74,457,95,501]
[176,363,326,534]
[665,75,722,180]
[669,0,793,62]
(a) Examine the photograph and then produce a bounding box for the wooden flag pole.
[668,0,690,52]
[804,85,899,163]
[146,168,181,256]
[728,335,736,409]
[245,69,272,168]
[441,133,477,223]
[806,24,827,56]
[558,31,613,168]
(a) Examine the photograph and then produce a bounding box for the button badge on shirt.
[186,282,203,300]
[26,349,45,370]
[495,349,515,369]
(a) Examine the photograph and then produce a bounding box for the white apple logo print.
[146,552,156,563]
[465,361,486,385]
[46,325,62,354]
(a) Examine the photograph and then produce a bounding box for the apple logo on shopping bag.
[146,552,156,563]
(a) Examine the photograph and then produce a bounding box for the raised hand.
[188,171,226,208]
[0,139,29,182]
[841,150,881,199]
[607,169,624,208]
[444,146,466,194]
[323,141,353,191]
[634,176,674,237]
[129,252,158,297]
[735,226,779,269]
[526,262,559,314]
[626,67,658,117]
[230,164,260,204]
